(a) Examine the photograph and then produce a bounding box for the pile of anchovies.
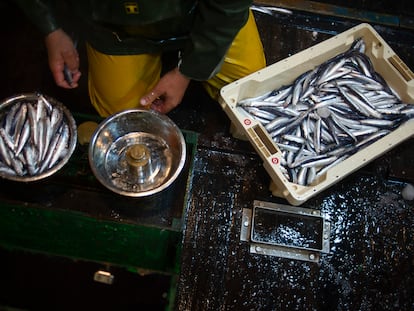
[0,95,71,177]
[238,38,414,186]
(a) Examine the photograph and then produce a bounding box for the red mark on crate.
[243,119,251,126]
[271,157,279,165]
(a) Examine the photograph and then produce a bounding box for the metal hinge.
[241,200,330,263]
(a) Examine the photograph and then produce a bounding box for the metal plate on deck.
[241,200,330,263]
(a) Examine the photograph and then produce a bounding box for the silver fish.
[47,123,69,170]
[0,134,12,167]
[0,127,15,153]
[15,119,30,156]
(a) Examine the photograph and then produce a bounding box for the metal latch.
[94,270,114,285]
[241,200,330,263]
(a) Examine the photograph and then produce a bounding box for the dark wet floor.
[1,0,414,310]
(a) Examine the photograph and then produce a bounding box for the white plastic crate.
[219,23,414,205]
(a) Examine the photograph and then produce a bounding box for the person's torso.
[73,0,197,39]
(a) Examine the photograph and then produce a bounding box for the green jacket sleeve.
[178,0,253,81]
[14,0,60,35]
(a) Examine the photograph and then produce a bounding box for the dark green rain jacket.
[15,0,253,80]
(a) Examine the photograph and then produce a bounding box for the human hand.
[140,67,190,114]
[44,29,81,88]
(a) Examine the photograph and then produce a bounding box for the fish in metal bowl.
[0,93,77,181]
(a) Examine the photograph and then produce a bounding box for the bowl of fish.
[0,93,77,182]
[88,109,186,197]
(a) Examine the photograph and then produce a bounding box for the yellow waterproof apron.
[86,11,266,117]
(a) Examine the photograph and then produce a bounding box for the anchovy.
[244,107,277,121]
[50,105,64,134]
[237,91,274,106]
[0,134,12,167]
[264,85,292,103]
[12,103,28,144]
[3,103,20,136]
[48,123,70,169]
[23,144,39,176]
[0,161,16,175]
[37,116,45,161]
[0,128,15,153]
[265,116,291,132]
[27,102,38,145]
[15,119,30,156]
[297,166,308,186]
[10,154,24,176]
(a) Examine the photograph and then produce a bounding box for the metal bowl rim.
[88,108,186,197]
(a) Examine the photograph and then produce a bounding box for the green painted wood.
[0,203,182,274]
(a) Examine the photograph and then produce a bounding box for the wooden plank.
[254,0,403,27]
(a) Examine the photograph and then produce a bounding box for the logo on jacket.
[124,2,139,14]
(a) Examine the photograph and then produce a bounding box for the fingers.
[141,90,184,113]
[63,64,81,87]
[140,91,176,113]
[140,68,190,113]
[140,91,162,107]
[150,98,168,113]
[52,58,81,89]
[60,48,80,88]
[52,65,81,89]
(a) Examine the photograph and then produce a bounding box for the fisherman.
[15,1,266,117]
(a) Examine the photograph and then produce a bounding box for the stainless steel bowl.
[0,93,77,182]
[88,109,186,197]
